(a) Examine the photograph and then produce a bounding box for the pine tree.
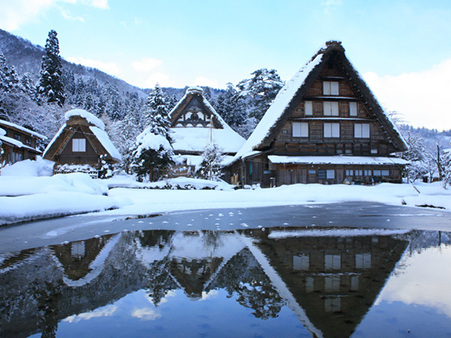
[142,84,172,142]
[237,68,284,121]
[37,30,65,106]
[0,52,20,93]
[215,82,247,131]
[131,84,174,181]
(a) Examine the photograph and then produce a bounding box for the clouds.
[364,58,451,131]
[0,0,109,31]
[132,58,163,72]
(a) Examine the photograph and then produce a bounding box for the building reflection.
[1,227,445,338]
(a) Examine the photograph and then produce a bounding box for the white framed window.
[324,123,340,138]
[323,81,339,95]
[349,102,357,116]
[305,101,313,115]
[72,138,86,152]
[323,101,339,116]
[292,122,308,137]
[355,123,370,138]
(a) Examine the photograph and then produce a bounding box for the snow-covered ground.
[1,159,450,226]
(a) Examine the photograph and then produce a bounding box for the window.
[292,122,308,137]
[364,170,372,176]
[355,170,363,176]
[382,170,390,176]
[327,170,335,179]
[355,123,370,138]
[323,81,339,95]
[371,148,378,154]
[349,102,357,116]
[72,138,86,152]
[14,134,21,141]
[323,101,339,116]
[325,254,341,270]
[355,253,371,269]
[293,255,309,271]
[324,123,340,138]
[345,169,353,176]
[305,101,313,115]
[373,169,381,176]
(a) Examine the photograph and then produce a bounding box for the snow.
[90,127,122,161]
[234,52,324,160]
[0,120,47,140]
[171,126,245,154]
[268,155,409,165]
[0,158,54,177]
[0,159,450,226]
[0,127,5,136]
[169,87,245,154]
[135,128,172,156]
[65,109,105,130]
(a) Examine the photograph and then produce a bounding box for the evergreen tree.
[142,84,172,142]
[0,52,20,93]
[37,30,65,106]
[131,84,174,181]
[215,82,246,131]
[237,68,284,121]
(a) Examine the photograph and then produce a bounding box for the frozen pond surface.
[1,222,451,337]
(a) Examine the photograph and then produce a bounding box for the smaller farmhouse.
[169,87,245,176]
[43,109,121,174]
[0,119,47,165]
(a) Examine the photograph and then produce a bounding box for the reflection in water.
[0,228,450,337]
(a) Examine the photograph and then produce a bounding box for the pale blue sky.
[1,0,451,130]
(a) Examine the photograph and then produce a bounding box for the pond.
[1,226,451,337]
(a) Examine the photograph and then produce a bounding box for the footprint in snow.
[218,213,224,217]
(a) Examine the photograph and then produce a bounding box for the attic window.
[354,124,370,138]
[349,102,357,116]
[323,81,339,95]
[72,138,86,152]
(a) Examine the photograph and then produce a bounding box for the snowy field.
[1,159,450,226]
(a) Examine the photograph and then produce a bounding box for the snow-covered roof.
[90,127,122,161]
[233,41,408,162]
[169,87,245,154]
[0,119,47,140]
[171,126,245,154]
[268,155,409,166]
[0,127,6,137]
[43,109,121,163]
[65,109,105,130]
[0,134,42,153]
[234,50,324,160]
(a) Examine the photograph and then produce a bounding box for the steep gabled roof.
[43,109,121,163]
[169,87,245,154]
[235,41,408,160]
[169,87,224,129]
[0,119,47,140]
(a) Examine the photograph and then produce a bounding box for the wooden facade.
[0,120,46,166]
[228,41,408,187]
[43,110,121,173]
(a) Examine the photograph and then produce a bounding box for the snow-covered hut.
[169,87,245,176]
[0,120,47,165]
[43,109,121,174]
[228,41,409,187]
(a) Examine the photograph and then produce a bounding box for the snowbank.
[0,158,54,177]
[65,109,105,130]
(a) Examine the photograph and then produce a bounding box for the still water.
[1,226,451,337]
